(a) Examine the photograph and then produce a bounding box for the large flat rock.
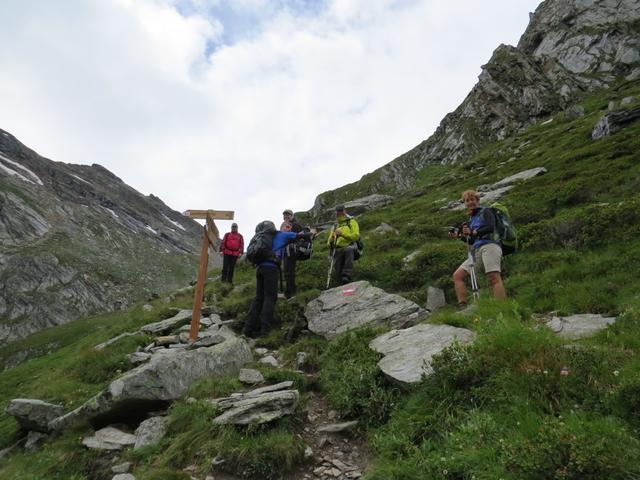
[369,323,476,387]
[50,327,252,431]
[546,314,616,340]
[305,281,426,340]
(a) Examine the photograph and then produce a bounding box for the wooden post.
[183,209,234,342]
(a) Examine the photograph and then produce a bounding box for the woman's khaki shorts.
[460,243,502,274]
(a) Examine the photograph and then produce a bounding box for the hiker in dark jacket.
[281,209,302,299]
[450,190,506,307]
[220,223,244,283]
[244,223,312,338]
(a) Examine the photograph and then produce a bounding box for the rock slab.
[82,427,136,450]
[546,314,616,340]
[50,328,252,431]
[211,382,299,425]
[305,281,426,340]
[370,323,476,386]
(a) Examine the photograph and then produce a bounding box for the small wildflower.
[560,366,569,376]
[614,370,620,376]
[543,370,548,375]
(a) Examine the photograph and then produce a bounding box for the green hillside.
[1,82,640,479]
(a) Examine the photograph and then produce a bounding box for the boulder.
[140,309,192,335]
[402,250,420,271]
[259,355,279,367]
[49,327,252,431]
[369,323,476,386]
[5,399,64,432]
[373,223,399,235]
[211,382,299,425]
[592,108,640,139]
[305,281,427,340]
[546,314,616,340]
[134,416,168,450]
[239,368,265,385]
[82,426,136,450]
[425,287,446,313]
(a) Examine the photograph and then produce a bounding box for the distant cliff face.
[0,129,206,345]
[307,0,640,218]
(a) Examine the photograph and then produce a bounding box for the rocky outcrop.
[305,281,427,340]
[5,399,64,432]
[0,129,208,347]
[307,0,640,206]
[546,313,616,339]
[210,382,299,425]
[309,194,393,225]
[592,107,640,139]
[369,323,476,386]
[49,328,252,430]
[447,167,547,210]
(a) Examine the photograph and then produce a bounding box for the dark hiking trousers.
[244,265,279,337]
[283,254,297,298]
[334,244,355,284]
[221,254,238,283]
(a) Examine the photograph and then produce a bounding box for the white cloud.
[0,0,541,237]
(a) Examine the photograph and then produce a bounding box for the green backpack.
[488,202,518,255]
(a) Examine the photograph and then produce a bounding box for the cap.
[282,209,293,215]
[335,204,345,212]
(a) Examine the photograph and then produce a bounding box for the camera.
[448,222,468,237]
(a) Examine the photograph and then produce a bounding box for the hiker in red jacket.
[220,223,244,283]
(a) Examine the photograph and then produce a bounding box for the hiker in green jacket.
[327,204,360,285]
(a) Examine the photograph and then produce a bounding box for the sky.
[0,0,542,236]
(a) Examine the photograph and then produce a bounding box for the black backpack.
[246,221,277,265]
[488,203,518,255]
[296,227,313,261]
[346,219,364,260]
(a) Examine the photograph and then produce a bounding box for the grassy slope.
[1,82,640,479]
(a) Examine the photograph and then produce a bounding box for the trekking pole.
[467,247,480,301]
[326,245,336,289]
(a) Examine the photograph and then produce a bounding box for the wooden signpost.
[182,209,235,341]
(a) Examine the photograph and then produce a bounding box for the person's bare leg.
[487,272,506,299]
[453,268,469,305]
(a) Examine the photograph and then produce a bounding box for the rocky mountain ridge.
[0,129,206,346]
[306,0,640,221]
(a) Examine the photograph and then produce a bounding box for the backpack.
[246,221,277,265]
[296,227,314,261]
[347,219,364,261]
[488,203,518,255]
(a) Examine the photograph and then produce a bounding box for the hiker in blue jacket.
[450,190,506,307]
[244,223,313,338]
